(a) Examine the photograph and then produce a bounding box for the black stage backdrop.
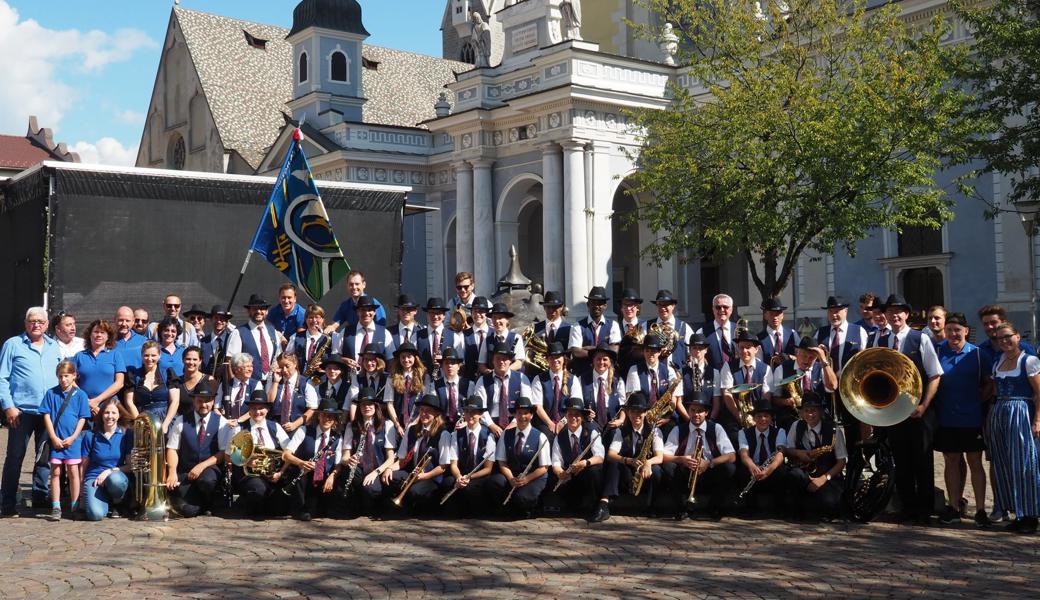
[0,164,406,338]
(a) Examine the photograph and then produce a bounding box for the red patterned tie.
[720,327,731,364]
[571,433,580,461]
[281,381,291,424]
[592,321,600,347]
[256,426,267,448]
[548,324,556,343]
[197,417,207,446]
[552,376,561,421]
[307,337,316,361]
[362,427,376,473]
[514,431,525,457]
[468,432,477,470]
[774,332,782,357]
[802,371,812,393]
[362,328,371,354]
[258,327,270,374]
[498,376,510,428]
[433,330,441,356]
[448,383,458,423]
[650,372,658,403]
[313,432,328,485]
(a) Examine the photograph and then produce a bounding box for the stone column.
[540,143,564,295]
[454,163,474,276]
[472,159,495,296]
[562,140,588,306]
[425,191,445,298]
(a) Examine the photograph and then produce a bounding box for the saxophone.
[630,378,682,496]
[304,335,332,385]
[794,443,836,477]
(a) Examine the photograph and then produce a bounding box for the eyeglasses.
[994,334,1016,343]
[27,320,47,326]
[165,303,181,309]
[713,305,732,311]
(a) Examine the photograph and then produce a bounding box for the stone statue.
[470,11,492,68]
[659,22,679,66]
[560,0,582,41]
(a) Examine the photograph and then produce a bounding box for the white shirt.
[786,420,848,461]
[766,363,835,394]
[609,427,664,455]
[625,363,683,399]
[664,422,734,459]
[342,419,399,451]
[215,378,263,415]
[994,353,1040,379]
[696,320,732,349]
[530,370,584,408]
[568,318,622,350]
[495,424,551,467]
[57,336,86,359]
[218,418,289,451]
[286,426,345,459]
[683,360,722,398]
[721,360,773,394]
[265,374,320,409]
[395,426,452,467]
[820,320,868,369]
[287,331,334,363]
[427,324,464,357]
[470,324,492,364]
[589,371,626,408]
[484,329,526,363]
[166,412,228,451]
[473,371,531,426]
[346,322,395,357]
[737,426,788,454]
[445,423,497,467]
[226,321,281,365]
[348,371,385,407]
[550,427,605,468]
[887,326,944,378]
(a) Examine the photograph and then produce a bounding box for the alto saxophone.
[304,334,332,385]
[631,378,681,496]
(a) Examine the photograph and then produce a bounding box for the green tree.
[955,0,1040,206]
[625,0,979,300]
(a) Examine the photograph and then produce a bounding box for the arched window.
[330,50,347,82]
[460,42,476,65]
[298,52,308,83]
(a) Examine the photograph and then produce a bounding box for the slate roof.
[174,7,469,170]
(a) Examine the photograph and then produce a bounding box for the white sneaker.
[989,509,1006,523]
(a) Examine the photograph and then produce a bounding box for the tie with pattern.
[650,371,658,403]
[362,328,371,354]
[802,371,812,393]
[313,432,328,485]
[548,324,556,343]
[498,376,510,427]
[592,321,600,347]
[448,382,458,423]
[745,366,753,385]
[258,327,271,374]
[281,381,291,424]
[774,332,782,358]
[256,426,267,448]
[234,383,245,419]
[514,431,525,460]
[362,427,376,473]
[467,432,477,471]
[552,376,561,421]
[197,416,207,447]
[758,432,768,464]
[720,327,731,364]
[597,378,608,427]
[831,328,841,365]
[571,432,580,463]
[307,337,316,361]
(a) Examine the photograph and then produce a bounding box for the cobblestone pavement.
[0,429,1035,599]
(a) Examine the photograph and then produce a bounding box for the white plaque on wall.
[511,23,539,52]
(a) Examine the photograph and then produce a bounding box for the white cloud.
[0,1,156,133]
[115,109,145,125]
[70,137,139,166]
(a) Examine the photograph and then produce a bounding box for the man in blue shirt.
[977,304,1035,368]
[0,307,63,516]
[114,306,147,370]
[268,283,307,346]
[325,270,387,333]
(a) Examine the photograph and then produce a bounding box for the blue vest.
[351,421,388,472]
[815,322,866,371]
[742,424,780,461]
[200,330,232,373]
[389,322,425,349]
[455,425,492,473]
[316,379,350,413]
[434,378,473,422]
[292,334,332,373]
[237,322,279,382]
[485,331,519,360]
[875,329,927,379]
[462,327,488,379]
[732,360,769,404]
[580,373,622,423]
[646,318,691,368]
[681,363,716,406]
[271,377,310,423]
[994,353,1036,400]
[636,361,674,398]
[570,317,617,376]
[618,422,656,460]
[402,426,441,478]
[417,327,458,372]
[391,376,423,423]
[340,324,391,362]
[794,420,836,472]
[501,427,546,478]
[778,360,824,397]
[479,371,523,417]
[557,423,596,468]
[536,371,578,421]
[758,327,798,359]
[178,414,223,471]
[703,321,737,373]
[534,320,572,347]
[292,425,340,477]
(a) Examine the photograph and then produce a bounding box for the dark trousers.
[170,465,221,518]
[1,412,50,510]
[887,414,936,518]
[343,470,389,515]
[439,474,494,517]
[788,468,844,518]
[232,469,288,516]
[287,470,341,516]
[666,462,736,511]
[735,463,791,509]
[542,464,604,513]
[602,461,662,509]
[390,469,441,512]
[487,473,547,512]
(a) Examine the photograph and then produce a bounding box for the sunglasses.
[134,319,148,324]
[456,284,472,290]
[713,305,732,311]
[165,303,181,309]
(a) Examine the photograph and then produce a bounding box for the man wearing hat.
[767,336,837,430]
[757,297,798,368]
[720,329,771,445]
[735,398,790,513]
[695,293,739,374]
[441,395,497,516]
[529,341,582,435]
[646,289,695,369]
[227,294,283,383]
[183,304,210,345]
[314,354,351,416]
[569,286,622,378]
[814,296,869,374]
[327,270,387,333]
[533,291,572,349]
[625,333,683,436]
[617,288,647,375]
[146,293,199,348]
[784,391,848,520]
[871,294,943,524]
[200,305,235,375]
[219,389,292,518]
[461,296,493,379]
[594,391,665,522]
[164,379,228,518]
[282,395,346,521]
[474,340,532,437]
[391,393,451,513]
[664,394,736,520]
[488,396,551,517]
[339,295,395,369]
[342,387,398,515]
[680,333,721,423]
[267,283,307,346]
[482,302,527,372]
[417,297,463,374]
[388,294,424,349]
[544,396,605,516]
[580,344,627,432]
[428,347,472,426]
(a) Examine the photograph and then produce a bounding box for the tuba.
[730,382,761,429]
[227,430,285,478]
[130,412,169,521]
[647,322,679,359]
[838,347,921,522]
[520,325,550,372]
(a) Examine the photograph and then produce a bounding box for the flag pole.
[222,129,300,315]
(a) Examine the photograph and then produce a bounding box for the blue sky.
[0,0,444,164]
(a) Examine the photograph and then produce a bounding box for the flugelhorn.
[392,446,435,507]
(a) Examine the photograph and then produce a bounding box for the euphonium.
[227,430,285,478]
[303,334,332,385]
[520,325,550,372]
[776,372,803,410]
[130,412,169,521]
[730,383,762,429]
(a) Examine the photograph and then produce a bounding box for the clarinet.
[738,449,782,500]
[342,423,372,498]
[280,430,341,495]
[220,360,234,508]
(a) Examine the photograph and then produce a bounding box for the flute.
[552,431,601,492]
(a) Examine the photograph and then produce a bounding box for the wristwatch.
[825,474,832,482]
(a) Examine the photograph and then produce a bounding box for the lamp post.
[1018,198,1040,344]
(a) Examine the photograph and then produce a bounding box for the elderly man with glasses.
[0,307,63,516]
[696,294,739,373]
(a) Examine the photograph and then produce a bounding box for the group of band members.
[2,269,1038,532]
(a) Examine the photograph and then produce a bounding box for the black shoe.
[294,511,312,522]
[1016,516,1038,534]
[974,509,992,527]
[0,507,18,519]
[938,506,960,524]
[673,510,688,522]
[913,515,931,527]
[1005,518,1023,533]
[589,503,610,523]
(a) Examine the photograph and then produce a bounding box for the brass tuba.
[520,325,550,372]
[730,382,761,429]
[838,347,922,427]
[647,322,679,359]
[227,430,284,478]
[130,412,169,521]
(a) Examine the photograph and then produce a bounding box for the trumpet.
[503,437,549,505]
[685,434,705,506]
[392,446,435,507]
[552,431,601,492]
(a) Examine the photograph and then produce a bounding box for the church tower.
[286,0,369,127]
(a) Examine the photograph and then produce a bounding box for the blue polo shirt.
[332,296,387,329]
[936,341,984,428]
[74,347,127,399]
[116,331,147,370]
[159,345,186,379]
[0,333,62,413]
[40,385,91,459]
[978,337,1035,370]
[268,303,307,341]
[81,428,132,480]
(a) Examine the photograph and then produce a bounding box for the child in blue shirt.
[41,360,92,521]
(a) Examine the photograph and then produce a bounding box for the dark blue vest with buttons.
[743,424,780,462]
[293,334,332,373]
[794,420,836,472]
[238,322,279,382]
[455,425,492,473]
[536,371,578,421]
[462,327,488,379]
[479,372,523,416]
[681,363,716,406]
[580,373,621,420]
[340,324,391,362]
[271,377,310,423]
[178,414,223,471]
[733,360,769,404]
[673,421,721,459]
[292,424,340,475]
[501,427,545,479]
[877,328,927,380]
[352,422,387,472]
[557,423,596,468]
[636,361,673,398]
[534,320,572,347]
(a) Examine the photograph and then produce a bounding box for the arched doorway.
[445,217,457,295]
[611,181,642,314]
[496,174,544,286]
[517,200,544,288]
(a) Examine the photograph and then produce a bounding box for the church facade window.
[299,51,309,83]
[329,49,349,83]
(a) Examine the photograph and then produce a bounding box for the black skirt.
[933,426,986,453]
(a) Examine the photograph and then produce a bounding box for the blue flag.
[250,131,350,301]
